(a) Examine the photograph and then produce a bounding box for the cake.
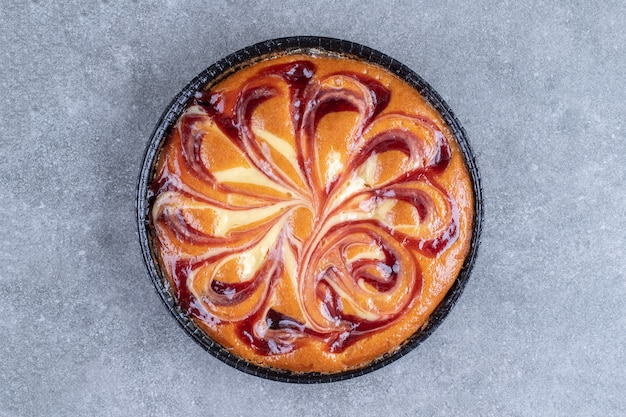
[147,50,475,375]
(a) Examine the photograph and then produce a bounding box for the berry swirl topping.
[149,54,473,373]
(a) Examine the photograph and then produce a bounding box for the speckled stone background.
[1,1,625,416]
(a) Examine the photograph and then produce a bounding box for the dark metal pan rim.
[136,36,483,384]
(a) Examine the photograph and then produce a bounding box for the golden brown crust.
[150,53,474,374]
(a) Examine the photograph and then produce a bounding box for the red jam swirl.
[150,57,460,358]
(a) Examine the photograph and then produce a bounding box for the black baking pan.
[137,36,483,383]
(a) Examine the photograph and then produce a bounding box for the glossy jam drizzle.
[150,58,459,356]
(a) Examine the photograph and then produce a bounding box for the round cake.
[141,39,478,379]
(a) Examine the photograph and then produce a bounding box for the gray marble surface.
[1,1,625,416]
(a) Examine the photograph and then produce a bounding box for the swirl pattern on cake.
[149,53,473,373]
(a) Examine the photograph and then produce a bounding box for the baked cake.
[148,52,474,374]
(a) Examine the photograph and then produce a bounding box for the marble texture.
[1,1,624,416]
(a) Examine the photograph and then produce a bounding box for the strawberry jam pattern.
[150,57,461,357]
